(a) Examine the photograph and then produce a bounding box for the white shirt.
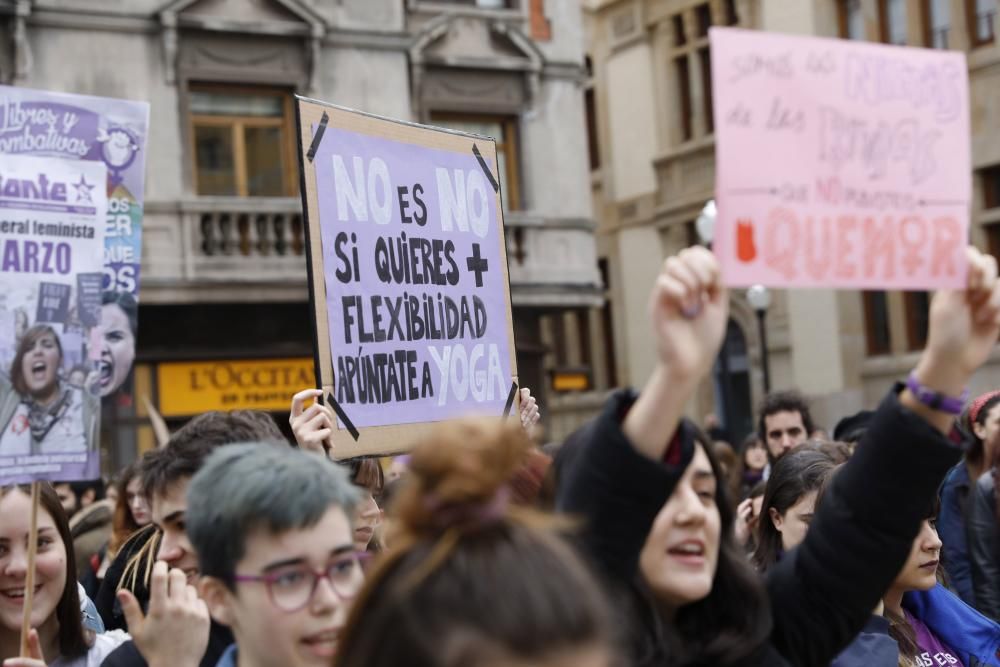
[51,630,130,667]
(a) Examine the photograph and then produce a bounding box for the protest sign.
[0,154,107,485]
[296,98,518,457]
[0,86,148,404]
[710,28,970,289]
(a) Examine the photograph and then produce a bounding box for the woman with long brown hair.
[0,483,128,665]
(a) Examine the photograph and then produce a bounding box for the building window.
[598,258,617,387]
[923,0,951,47]
[880,0,909,45]
[967,0,996,45]
[670,3,722,143]
[839,0,865,39]
[699,46,714,133]
[724,0,739,25]
[904,292,931,351]
[986,224,1000,264]
[430,114,522,211]
[863,291,892,355]
[584,82,601,171]
[189,86,297,197]
[982,164,1000,210]
[675,57,694,141]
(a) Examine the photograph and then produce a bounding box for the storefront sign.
[157,358,315,417]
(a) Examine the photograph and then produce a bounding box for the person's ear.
[973,420,988,441]
[198,576,235,627]
[769,507,783,532]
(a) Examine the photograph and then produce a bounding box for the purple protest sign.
[0,86,149,407]
[298,100,518,455]
[0,154,107,485]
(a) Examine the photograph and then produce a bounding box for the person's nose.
[2,546,27,578]
[674,486,708,526]
[157,535,183,564]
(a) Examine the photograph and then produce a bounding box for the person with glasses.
[183,443,361,667]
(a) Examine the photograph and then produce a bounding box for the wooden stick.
[19,481,40,657]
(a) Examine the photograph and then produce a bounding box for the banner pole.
[19,481,40,657]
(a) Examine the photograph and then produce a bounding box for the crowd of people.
[4,245,1000,666]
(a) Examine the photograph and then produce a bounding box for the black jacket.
[99,620,233,667]
[95,525,157,631]
[968,471,1000,620]
[558,386,960,667]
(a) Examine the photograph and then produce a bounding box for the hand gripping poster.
[0,87,148,407]
[0,154,108,485]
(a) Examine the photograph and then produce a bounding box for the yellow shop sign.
[157,358,316,416]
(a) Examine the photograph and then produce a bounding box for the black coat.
[558,386,960,667]
[968,471,1000,620]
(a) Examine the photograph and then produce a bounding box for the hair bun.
[392,419,531,538]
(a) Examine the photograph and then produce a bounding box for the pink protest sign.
[710,27,970,290]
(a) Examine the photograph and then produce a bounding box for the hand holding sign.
[914,247,1000,401]
[290,388,336,456]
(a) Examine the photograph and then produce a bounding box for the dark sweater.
[558,386,960,667]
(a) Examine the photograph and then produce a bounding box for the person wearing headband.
[938,390,1000,610]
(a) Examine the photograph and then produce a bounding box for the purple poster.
[313,126,513,429]
[0,154,108,485]
[0,86,147,406]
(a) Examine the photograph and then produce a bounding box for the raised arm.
[558,247,728,581]
[767,247,1000,665]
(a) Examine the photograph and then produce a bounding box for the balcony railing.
[143,200,601,307]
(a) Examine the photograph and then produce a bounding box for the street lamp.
[695,199,717,246]
[746,284,772,394]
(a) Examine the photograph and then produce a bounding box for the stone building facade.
[0,0,599,464]
[584,0,1000,441]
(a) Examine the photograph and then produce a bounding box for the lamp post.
[746,284,772,394]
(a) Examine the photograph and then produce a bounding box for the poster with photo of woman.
[0,154,107,485]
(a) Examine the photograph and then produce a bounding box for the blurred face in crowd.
[891,519,942,593]
[769,490,816,552]
[98,302,136,397]
[203,505,360,667]
[744,440,768,472]
[974,402,1000,463]
[53,483,79,517]
[127,476,151,527]
[764,411,807,460]
[0,489,67,633]
[153,478,200,584]
[350,463,383,552]
[639,445,720,608]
